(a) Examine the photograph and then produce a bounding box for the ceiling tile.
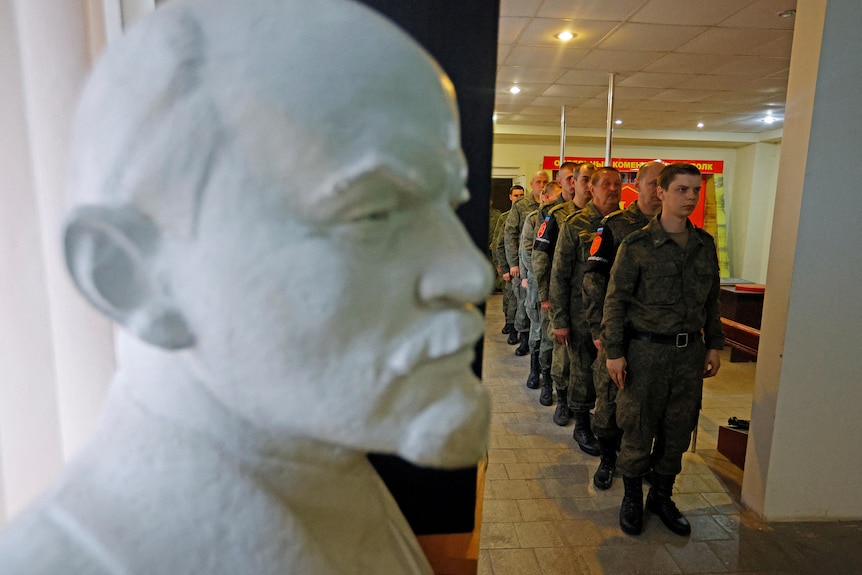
[498,66,565,84]
[678,74,746,91]
[710,56,791,77]
[701,91,770,104]
[542,84,609,99]
[537,0,647,21]
[719,0,798,29]
[675,27,789,56]
[752,32,794,57]
[499,17,531,45]
[599,22,707,52]
[600,86,666,101]
[520,100,588,114]
[557,69,630,85]
[574,49,663,72]
[631,0,751,25]
[517,18,619,47]
[503,45,590,68]
[493,0,795,136]
[644,52,731,74]
[619,72,693,89]
[499,0,543,18]
[495,82,552,97]
[651,89,715,102]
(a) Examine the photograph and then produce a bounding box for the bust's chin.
[394,379,490,469]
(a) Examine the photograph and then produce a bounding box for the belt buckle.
[675,333,688,348]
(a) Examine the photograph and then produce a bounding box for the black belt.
[630,331,701,348]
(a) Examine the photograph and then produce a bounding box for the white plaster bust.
[0,0,492,572]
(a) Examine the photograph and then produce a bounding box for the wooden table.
[719,286,764,362]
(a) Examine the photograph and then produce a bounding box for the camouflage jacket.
[549,201,604,331]
[489,207,503,246]
[492,210,510,271]
[582,201,651,340]
[519,210,540,280]
[533,200,578,301]
[601,215,725,359]
[504,195,540,269]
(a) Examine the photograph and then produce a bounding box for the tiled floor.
[478,295,862,575]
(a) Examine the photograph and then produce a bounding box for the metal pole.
[559,105,567,173]
[605,72,615,167]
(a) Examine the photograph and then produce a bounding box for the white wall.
[729,142,780,283]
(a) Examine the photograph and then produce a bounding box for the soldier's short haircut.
[543,181,561,194]
[637,161,664,181]
[590,166,620,185]
[559,161,579,173]
[510,184,525,193]
[657,163,702,189]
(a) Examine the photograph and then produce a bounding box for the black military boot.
[572,410,600,456]
[552,391,571,426]
[620,476,644,535]
[539,368,553,406]
[525,351,540,389]
[593,437,618,490]
[502,322,514,334]
[507,329,519,345]
[515,332,530,356]
[646,473,691,536]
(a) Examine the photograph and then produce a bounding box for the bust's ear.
[63,205,195,350]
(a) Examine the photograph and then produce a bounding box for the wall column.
[743,0,862,520]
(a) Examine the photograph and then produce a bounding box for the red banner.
[543,156,724,174]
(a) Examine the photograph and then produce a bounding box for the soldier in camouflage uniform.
[602,163,723,537]
[493,185,524,337]
[520,182,562,384]
[582,161,664,490]
[550,167,622,456]
[505,172,547,354]
[534,162,595,417]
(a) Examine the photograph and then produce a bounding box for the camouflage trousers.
[525,277,541,351]
[539,307,553,369]
[592,349,619,439]
[502,279,516,324]
[566,330,597,413]
[616,338,705,478]
[549,317,570,392]
[511,276,530,333]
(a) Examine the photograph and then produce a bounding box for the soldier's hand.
[552,327,570,346]
[703,349,721,378]
[593,338,604,352]
[521,278,528,289]
[510,266,520,278]
[503,272,511,281]
[541,300,551,312]
[607,357,627,389]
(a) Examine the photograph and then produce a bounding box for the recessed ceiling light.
[555,31,575,41]
[697,122,704,128]
[509,85,521,95]
[614,119,622,125]
[778,9,796,18]
[762,115,776,124]
[493,114,498,122]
